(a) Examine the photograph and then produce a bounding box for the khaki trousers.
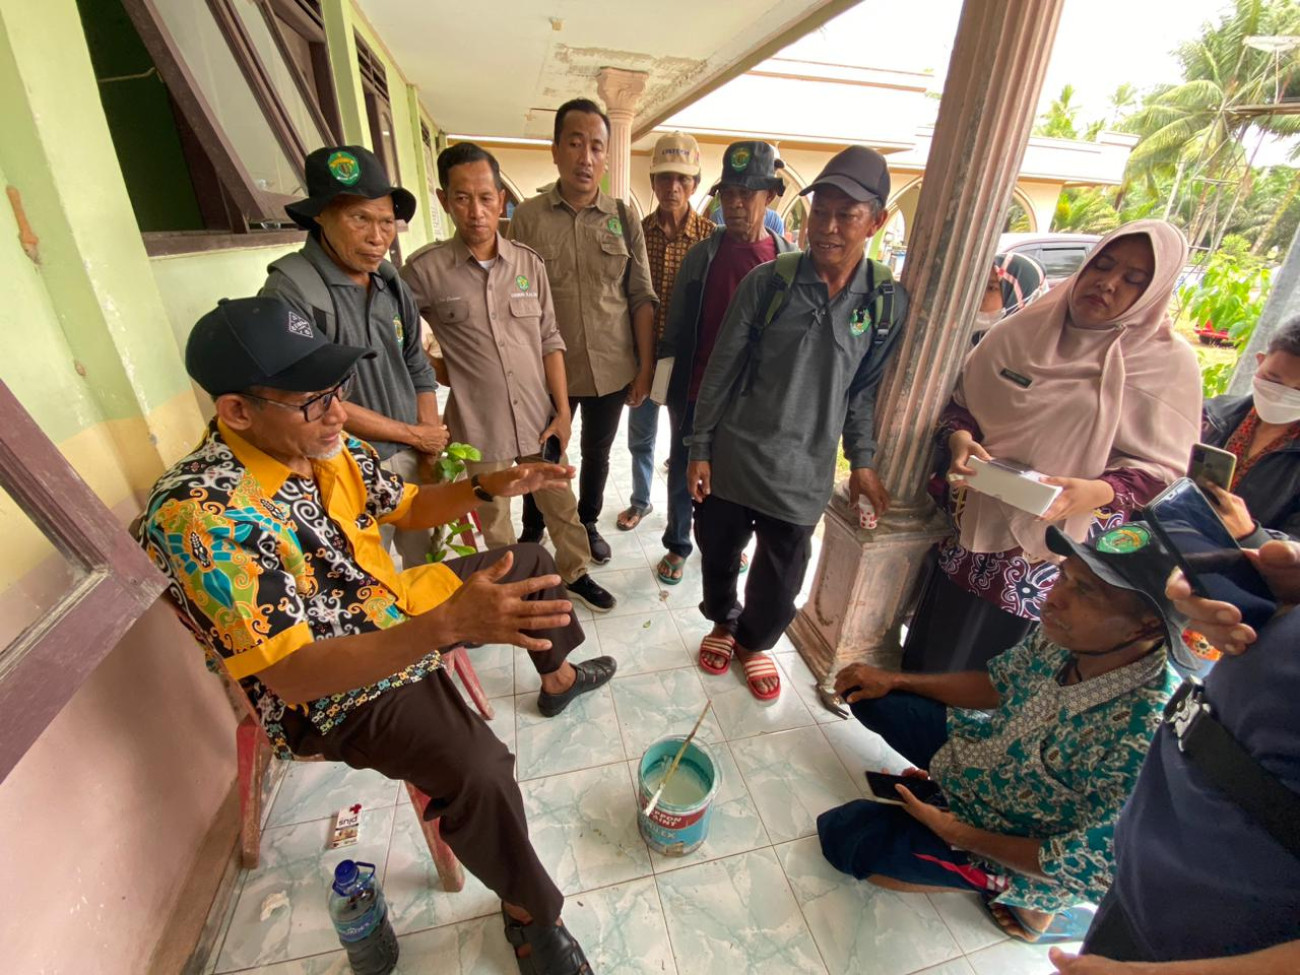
[380,448,434,570]
[465,452,591,583]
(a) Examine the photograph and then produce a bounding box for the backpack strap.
[268,250,338,341]
[742,250,801,394]
[859,259,896,349]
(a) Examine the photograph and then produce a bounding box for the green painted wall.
[0,0,193,436]
[150,242,303,364]
[0,158,109,445]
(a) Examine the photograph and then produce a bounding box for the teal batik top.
[929,631,1179,912]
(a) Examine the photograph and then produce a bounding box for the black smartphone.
[864,771,948,808]
[1145,478,1277,630]
[541,434,562,464]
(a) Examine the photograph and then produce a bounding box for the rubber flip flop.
[698,633,735,675]
[986,902,1096,944]
[740,653,781,702]
[657,554,685,585]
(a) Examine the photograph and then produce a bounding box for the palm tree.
[1123,0,1300,252]
[1035,84,1082,139]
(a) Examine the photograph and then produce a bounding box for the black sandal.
[536,656,617,717]
[502,906,594,974]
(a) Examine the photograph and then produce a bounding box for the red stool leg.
[236,715,262,869]
[405,783,464,892]
[450,648,495,720]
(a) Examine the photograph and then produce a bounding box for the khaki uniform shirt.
[508,185,657,397]
[642,208,716,342]
[401,234,564,462]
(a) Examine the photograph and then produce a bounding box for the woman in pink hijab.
[904,220,1202,673]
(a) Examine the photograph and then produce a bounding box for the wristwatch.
[471,473,495,502]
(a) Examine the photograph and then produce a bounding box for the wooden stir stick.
[643,699,713,818]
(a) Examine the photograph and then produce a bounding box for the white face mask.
[974,309,1003,330]
[1253,376,1300,425]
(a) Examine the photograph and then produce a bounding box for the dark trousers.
[849,692,950,770]
[693,494,815,652]
[662,401,696,558]
[523,387,627,533]
[284,545,582,924]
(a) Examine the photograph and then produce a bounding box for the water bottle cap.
[332,859,359,894]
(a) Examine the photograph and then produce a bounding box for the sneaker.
[519,524,545,545]
[585,523,612,565]
[566,574,617,613]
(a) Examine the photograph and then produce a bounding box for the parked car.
[996,232,1101,287]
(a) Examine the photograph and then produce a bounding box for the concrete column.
[596,67,648,203]
[789,0,1065,679]
[321,0,370,148]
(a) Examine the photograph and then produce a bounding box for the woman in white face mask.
[971,252,1047,345]
[1201,315,1300,543]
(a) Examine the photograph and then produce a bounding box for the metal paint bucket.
[637,736,720,857]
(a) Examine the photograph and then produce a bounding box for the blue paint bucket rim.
[638,735,721,812]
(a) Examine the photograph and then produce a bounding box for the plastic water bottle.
[328,860,399,975]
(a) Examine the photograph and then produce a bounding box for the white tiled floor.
[202,412,1078,974]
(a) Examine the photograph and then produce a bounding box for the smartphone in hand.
[1145,478,1276,630]
[1189,443,1236,493]
[541,434,562,465]
[864,771,948,808]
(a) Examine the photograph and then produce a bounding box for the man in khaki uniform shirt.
[507,97,658,563]
[402,144,617,613]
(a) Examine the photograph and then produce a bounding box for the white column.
[596,67,648,203]
[789,0,1066,678]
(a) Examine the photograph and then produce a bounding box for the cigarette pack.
[966,457,1061,516]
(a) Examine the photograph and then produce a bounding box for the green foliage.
[1178,257,1273,397]
[1051,187,1122,234]
[426,441,482,563]
[1034,84,1081,139]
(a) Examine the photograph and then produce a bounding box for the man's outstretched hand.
[480,463,575,498]
[436,551,572,652]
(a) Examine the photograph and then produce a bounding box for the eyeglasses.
[243,373,354,423]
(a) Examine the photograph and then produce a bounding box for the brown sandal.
[616,503,653,530]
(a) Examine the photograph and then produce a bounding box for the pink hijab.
[953,219,1202,561]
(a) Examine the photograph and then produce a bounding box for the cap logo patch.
[286,310,314,338]
[1095,525,1151,554]
[731,147,751,171]
[327,150,361,186]
[515,274,530,291]
[607,217,623,235]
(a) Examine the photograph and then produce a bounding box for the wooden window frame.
[0,381,168,785]
[266,0,342,143]
[121,0,312,229]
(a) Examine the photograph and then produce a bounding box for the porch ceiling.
[355,0,863,140]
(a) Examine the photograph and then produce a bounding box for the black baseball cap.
[285,145,417,230]
[186,296,374,397]
[709,141,786,196]
[1045,523,1209,675]
[800,145,891,205]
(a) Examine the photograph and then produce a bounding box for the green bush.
[1178,257,1272,398]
